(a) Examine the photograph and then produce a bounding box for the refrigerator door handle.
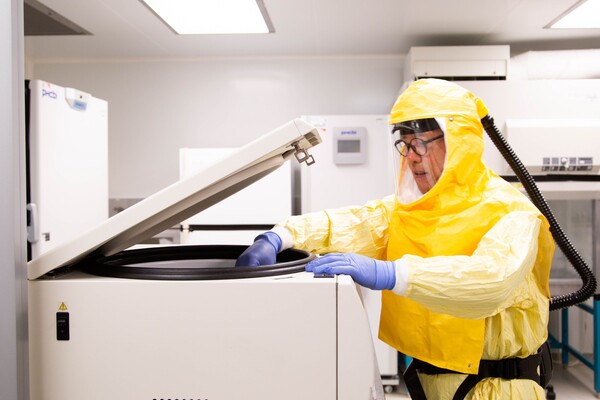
[27,203,39,243]
[65,87,90,111]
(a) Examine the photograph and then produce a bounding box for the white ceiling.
[25,0,600,61]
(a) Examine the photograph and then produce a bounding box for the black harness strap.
[403,360,427,400]
[403,342,553,400]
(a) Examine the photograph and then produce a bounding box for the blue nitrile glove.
[235,232,283,267]
[305,253,396,290]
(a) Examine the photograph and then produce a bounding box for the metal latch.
[292,142,315,166]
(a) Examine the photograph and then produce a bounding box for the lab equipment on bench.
[28,118,385,400]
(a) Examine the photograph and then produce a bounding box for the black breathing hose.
[481,115,596,311]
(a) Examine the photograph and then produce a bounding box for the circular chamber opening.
[80,245,316,280]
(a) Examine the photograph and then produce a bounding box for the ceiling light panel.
[141,0,274,34]
[547,0,600,29]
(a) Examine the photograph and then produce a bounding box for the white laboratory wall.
[31,56,404,199]
[29,49,600,200]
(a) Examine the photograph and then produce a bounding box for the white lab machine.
[301,115,399,392]
[504,119,600,175]
[26,79,109,260]
[28,119,384,400]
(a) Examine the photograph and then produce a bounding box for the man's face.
[402,129,446,193]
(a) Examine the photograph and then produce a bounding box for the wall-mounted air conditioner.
[404,45,510,82]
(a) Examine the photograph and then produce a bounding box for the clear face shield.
[390,117,447,204]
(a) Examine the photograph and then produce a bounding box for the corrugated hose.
[481,115,596,310]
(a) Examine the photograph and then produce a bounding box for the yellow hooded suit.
[278,79,554,399]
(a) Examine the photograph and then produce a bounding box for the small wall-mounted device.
[332,126,367,165]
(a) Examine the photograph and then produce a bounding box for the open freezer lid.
[27,118,321,280]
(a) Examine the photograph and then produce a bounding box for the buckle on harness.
[497,360,520,380]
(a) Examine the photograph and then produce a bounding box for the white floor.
[384,360,600,399]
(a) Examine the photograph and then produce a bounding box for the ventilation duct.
[25,0,90,36]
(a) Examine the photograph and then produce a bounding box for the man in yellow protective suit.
[236,78,554,399]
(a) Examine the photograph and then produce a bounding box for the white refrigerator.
[26,79,109,260]
[301,115,400,392]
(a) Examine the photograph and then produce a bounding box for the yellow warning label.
[58,302,68,311]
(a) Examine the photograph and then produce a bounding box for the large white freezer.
[26,79,108,260]
[28,118,384,400]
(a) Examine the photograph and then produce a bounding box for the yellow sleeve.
[402,210,542,320]
[278,195,395,259]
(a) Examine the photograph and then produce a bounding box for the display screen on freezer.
[338,140,361,153]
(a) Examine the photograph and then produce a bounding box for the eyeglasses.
[394,134,444,157]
